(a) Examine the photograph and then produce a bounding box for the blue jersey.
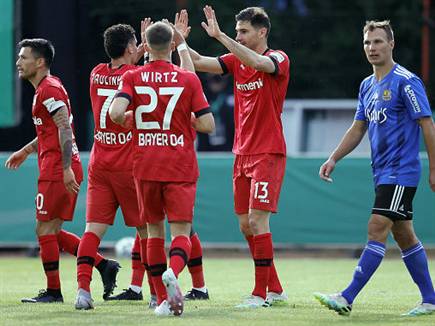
[355,64,432,187]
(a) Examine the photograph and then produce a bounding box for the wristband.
[177,43,188,52]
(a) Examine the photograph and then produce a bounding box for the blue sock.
[341,240,385,304]
[402,242,435,304]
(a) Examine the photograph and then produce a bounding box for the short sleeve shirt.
[32,75,82,181]
[355,64,432,186]
[89,63,137,171]
[116,60,209,182]
[218,49,290,155]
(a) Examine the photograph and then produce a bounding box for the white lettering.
[236,78,264,92]
[404,85,421,113]
[137,133,183,147]
[365,107,388,124]
[94,131,132,145]
[91,73,122,86]
[140,71,179,83]
[32,116,43,125]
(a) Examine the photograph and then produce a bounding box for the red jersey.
[218,49,290,155]
[32,75,82,181]
[89,63,137,171]
[117,60,209,182]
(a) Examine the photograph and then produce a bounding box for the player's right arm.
[5,137,38,169]
[188,49,223,74]
[319,120,367,182]
[174,9,223,74]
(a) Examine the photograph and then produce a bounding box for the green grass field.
[1,256,435,325]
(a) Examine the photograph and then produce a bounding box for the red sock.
[140,237,156,295]
[131,234,145,288]
[57,229,105,266]
[245,235,255,257]
[38,234,61,290]
[77,232,100,292]
[169,235,191,277]
[147,237,167,304]
[188,233,205,288]
[268,261,283,294]
[252,233,273,299]
[246,235,282,293]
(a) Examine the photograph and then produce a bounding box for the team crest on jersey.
[382,89,391,101]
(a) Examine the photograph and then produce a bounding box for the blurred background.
[0,0,434,250]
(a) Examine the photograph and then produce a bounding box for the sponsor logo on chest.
[365,107,388,124]
[236,78,264,92]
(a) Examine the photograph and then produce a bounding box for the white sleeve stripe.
[42,97,66,113]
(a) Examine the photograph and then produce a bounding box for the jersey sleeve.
[40,86,68,116]
[267,50,289,77]
[115,70,134,102]
[218,53,236,75]
[400,77,432,120]
[354,81,367,121]
[190,74,210,114]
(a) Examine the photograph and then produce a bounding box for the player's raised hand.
[5,149,29,170]
[141,17,153,45]
[63,166,80,194]
[175,9,191,39]
[165,19,186,47]
[201,5,222,39]
[319,159,335,183]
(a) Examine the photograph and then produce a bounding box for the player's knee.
[367,224,389,242]
[239,222,251,236]
[392,229,418,249]
[367,215,391,242]
[35,222,55,236]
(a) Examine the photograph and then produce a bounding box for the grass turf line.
[1,257,435,325]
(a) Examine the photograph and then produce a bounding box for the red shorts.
[233,153,286,214]
[86,168,142,227]
[134,179,196,224]
[36,180,80,221]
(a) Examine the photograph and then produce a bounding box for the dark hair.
[17,38,55,68]
[145,22,173,51]
[235,7,271,36]
[103,24,136,59]
[363,20,394,41]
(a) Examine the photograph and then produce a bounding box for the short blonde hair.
[363,20,394,41]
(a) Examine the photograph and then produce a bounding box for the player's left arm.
[419,117,435,192]
[52,106,80,194]
[201,5,276,73]
[402,77,435,191]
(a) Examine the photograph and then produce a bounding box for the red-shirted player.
[109,21,215,317]
[74,22,154,310]
[182,6,290,308]
[6,38,118,303]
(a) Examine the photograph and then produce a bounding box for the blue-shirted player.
[314,20,435,317]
